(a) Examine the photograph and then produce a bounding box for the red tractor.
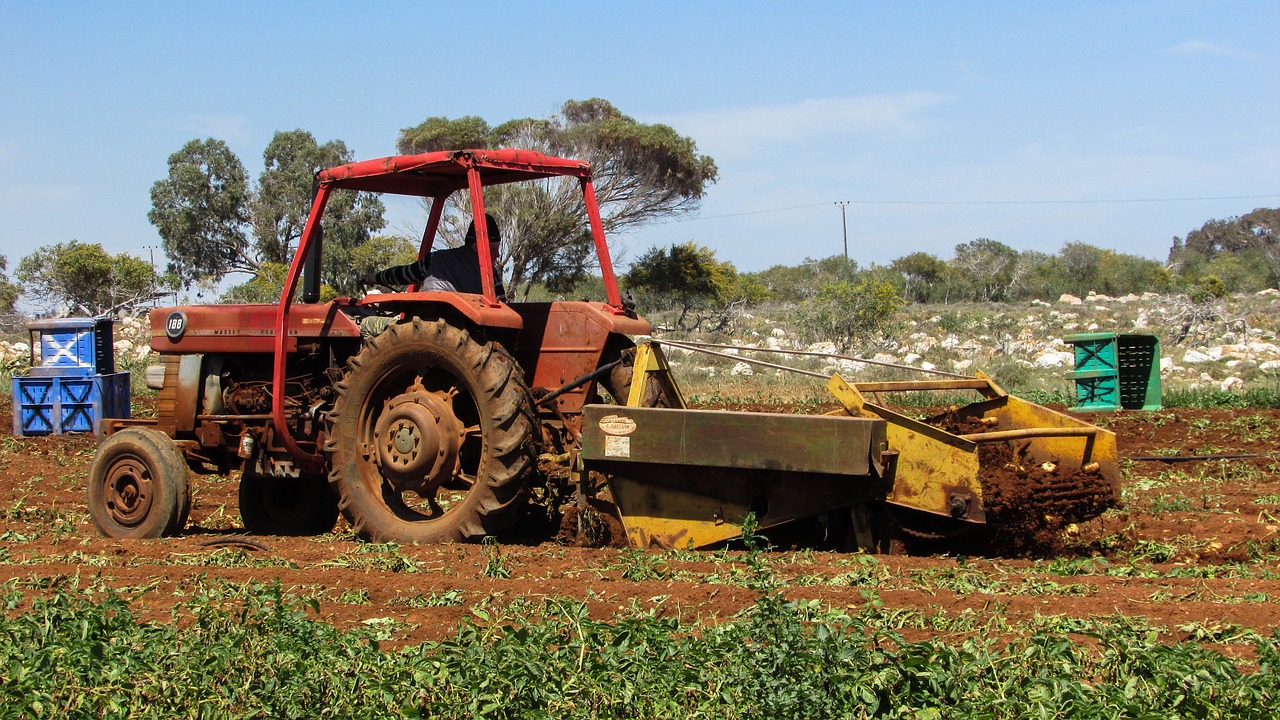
[91,149,653,543]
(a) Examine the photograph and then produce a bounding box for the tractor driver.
[361,213,506,300]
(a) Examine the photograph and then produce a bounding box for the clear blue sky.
[1,1,1277,281]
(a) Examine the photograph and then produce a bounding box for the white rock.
[953,360,974,372]
[921,361,936,372]
[770,328,785,337]
[730,361,753,377]
[1031,299,1051,307]
[1259,360,1280,372]
[1034,350,1076,368]
[1221,376,1244,392]
[1086,292,1114,302]
[1183,350,1212,364]
[1257,288,1280,297]
[835,359,867,374]
[903,353,922,365]
[1058,294,1083,305]
[806,341,838,355]
[1160,357,1174,371]
[1117,294,1140,303]
[1087,323,1100,331]
[871,353,896,364]
[1133,311,1150,329]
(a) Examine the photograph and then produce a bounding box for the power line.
[667,193,1280,223]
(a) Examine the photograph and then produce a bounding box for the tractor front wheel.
[326,318,537,543]
[87,427,191,538]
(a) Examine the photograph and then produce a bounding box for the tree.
[795,274,905,353]
[396,99,718,297]
[747,255,860,304]
[151,132,390,296]
[0,255,19,315]
[251,130,386,296]
[625,242,739,330]
[350,234,420,282]
[951,238,1019,302]
[1169,208,1279,291]
[18,241,161,315]
[148,139,254,284]
[890,252,949,303]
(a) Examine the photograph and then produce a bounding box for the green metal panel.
[581,405,879,476]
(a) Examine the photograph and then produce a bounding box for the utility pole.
[834,201,849,261]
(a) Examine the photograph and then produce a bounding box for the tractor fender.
[354,291,524,330]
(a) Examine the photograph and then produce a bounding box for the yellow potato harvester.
[576,343,1120,551]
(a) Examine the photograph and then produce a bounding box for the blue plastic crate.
[27,317,115,377]
[12,372,131,436]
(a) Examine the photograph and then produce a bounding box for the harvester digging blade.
[829,372,1121,552]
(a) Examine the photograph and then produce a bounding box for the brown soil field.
[2,393,1278,650]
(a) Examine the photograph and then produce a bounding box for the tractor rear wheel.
[326,318,537,543]
[239,474,339,535]
[88,427,191,538]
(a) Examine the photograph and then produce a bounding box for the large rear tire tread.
[326,318,537,543]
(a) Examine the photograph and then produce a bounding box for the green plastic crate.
[1064,333,1162,411]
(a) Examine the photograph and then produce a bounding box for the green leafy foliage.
[626,241,740,330]
[17,241,162,315]
[149,131,390,296]
[221,261,339,304]
[794,273,906,352]
[397,98,718,297]
[0,255,19,315]
[1170,208,1279,291]
[148,138,254,284]
[2,570,1274,719]
[252,130,386,296]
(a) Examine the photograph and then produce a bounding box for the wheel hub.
[372,383,465,493]
[103,458,154,528]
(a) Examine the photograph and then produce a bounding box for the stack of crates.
[12,317,131,435]
[1064,332,1162,412]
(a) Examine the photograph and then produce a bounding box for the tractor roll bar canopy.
[317,148,593,196]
